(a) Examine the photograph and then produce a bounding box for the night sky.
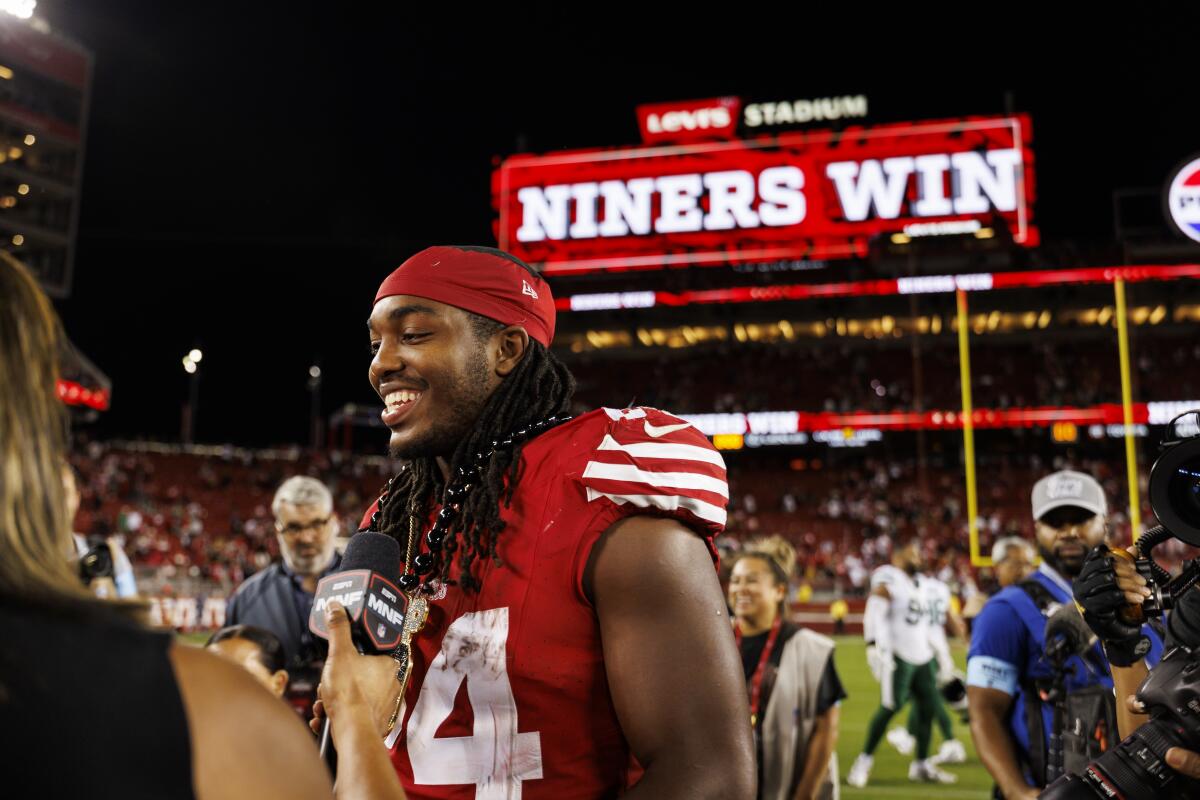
[35,4,1200,447]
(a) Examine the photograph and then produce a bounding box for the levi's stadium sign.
[493,115,1037,275]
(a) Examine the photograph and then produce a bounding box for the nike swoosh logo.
[643,421,692,438]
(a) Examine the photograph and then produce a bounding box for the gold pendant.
[386,593,430,733]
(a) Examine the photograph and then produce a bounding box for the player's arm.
[585,515,755,800]
[929,592,957,676]
[864,583,892,680]
[929,618,955,677]
[864,583,891,642]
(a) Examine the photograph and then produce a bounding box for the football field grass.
[183,631,995,797]
[832,636,993,799]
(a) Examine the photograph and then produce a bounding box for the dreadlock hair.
[369,254,575,592]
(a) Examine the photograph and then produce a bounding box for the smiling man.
[965,470,1163,797]
[343,245,753,800]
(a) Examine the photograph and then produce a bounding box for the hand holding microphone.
[308,533,410,763]
[313,599,374,732]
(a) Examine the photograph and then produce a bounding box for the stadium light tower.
[181,349,202,445]
[308,364,323,449]
[0,1,36,20]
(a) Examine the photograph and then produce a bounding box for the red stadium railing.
[556,263,1200,313]
[681,400,1198,439]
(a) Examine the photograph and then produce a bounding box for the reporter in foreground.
[0,253,330,799]
[1073,544,1200,779]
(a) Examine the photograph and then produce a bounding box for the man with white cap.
[965,470,1164,798]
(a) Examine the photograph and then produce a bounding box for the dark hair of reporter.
[369,252,576,591]
[207,624,288,673]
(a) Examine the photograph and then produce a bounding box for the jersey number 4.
[405,607,543,799]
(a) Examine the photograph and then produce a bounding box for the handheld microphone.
[1045,602,1097,663]
[308,532,405,769]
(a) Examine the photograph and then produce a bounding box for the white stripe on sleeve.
[582,461,729,498]
[595,434,726,468]
[584,488,728,526]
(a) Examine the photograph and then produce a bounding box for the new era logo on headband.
[375,246,555,346]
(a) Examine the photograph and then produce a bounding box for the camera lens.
[1150,421,1200,547]
[78,542,114,582]
[1169,463,1200,530]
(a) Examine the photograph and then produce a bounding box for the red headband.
[374,246,556,346]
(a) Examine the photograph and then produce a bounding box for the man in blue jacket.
[226,475,341,714]
[966,470,1163,798]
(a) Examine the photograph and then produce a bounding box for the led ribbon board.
[494,115,1037,275]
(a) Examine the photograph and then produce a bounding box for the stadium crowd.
[568,333,1200,414]
[70,434,1186,608]
[67,439,395,594]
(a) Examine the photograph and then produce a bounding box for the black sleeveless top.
[0,599,194,799]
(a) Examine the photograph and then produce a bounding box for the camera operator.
[1073,544,1200,779]
[65,462,138,599]
[1028,413,1200,797]
[966,470,1165,798]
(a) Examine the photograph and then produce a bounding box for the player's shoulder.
[925,575,951,595]
[567,406,717,445]
[545,406,724,470]
[541,407,728,536]
[871,564,902,584]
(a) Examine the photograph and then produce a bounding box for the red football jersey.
[362,407,727,800]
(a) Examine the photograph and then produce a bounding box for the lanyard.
[1037,562,1072,598]
[735,616,783,726]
